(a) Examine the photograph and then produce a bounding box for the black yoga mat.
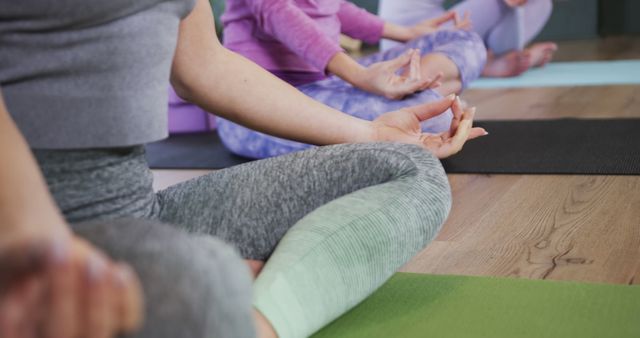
[146,119,640,175]
[441,118,640,175]
[145,132,251,169]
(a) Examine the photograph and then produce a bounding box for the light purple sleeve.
[246,0,343,71]
[337,1,385,44]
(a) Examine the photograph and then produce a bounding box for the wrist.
[400,26,418,41]
[382,22,415,42]
[347,64,368,89]
[327,52,367,87]
[2,211,70,240]
[349,119,376,143]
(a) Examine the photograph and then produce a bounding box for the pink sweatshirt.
[221,0,385,84]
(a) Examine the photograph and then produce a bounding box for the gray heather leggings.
[34,142,451,338]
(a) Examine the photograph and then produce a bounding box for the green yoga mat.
[312,273,640,338]
[470,60,640,89]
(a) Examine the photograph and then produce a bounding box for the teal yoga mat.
[312,273,640,338]
[470,60,640,88]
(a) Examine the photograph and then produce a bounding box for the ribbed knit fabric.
[253,144,451,338]
[36,142,451,338]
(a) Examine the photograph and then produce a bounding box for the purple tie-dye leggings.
[217,29,486,159]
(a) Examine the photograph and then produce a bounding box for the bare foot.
[526,42,558,68]
[481,50,531,78]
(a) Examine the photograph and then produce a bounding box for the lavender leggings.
[217,29,485,159]
[379,0,553,55]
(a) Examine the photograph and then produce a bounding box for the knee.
[186,236,256,338]
[347,143,452,244]
[430,29,487,86]
[143,233,255,338]
[354,142,451,219]
[386,143,452,226]
[463,30,489,71]
[72,219,255,338]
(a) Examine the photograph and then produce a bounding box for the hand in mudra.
[357,49,443,100]
[372,94,487,159]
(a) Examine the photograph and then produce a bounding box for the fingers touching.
[432,11,457,27]
[406,95,488,158]
[404,94,456,121]
[456,11,472,30]
[407,50,421,81]
[388,49,415,70]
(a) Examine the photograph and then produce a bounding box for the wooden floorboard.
[403,37,640,285]
[463,85,640,120]
[551,36,640,62]
[401,175,640,285]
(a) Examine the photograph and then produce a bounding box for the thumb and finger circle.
[404,94,457,121]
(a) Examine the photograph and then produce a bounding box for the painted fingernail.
[87,254,107,282]
[115,265,133,288]
[50,236,70,264]
[484,131,489,135]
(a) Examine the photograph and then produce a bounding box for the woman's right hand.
[371,94,487,159]
[408,11,472,38]
[0,232,144,338]
[354,49,442,100]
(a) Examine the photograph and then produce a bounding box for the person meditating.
[0,0,486,337]
[207,0,488,158]
[379,0,558,78]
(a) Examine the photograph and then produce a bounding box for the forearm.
[0,91,68,238]
[175,48,372,145]
[337,1,385,44]
[326,52,367,87]
[172,0,374,146]
[382,22,415,42]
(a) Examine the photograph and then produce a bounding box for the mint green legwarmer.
[254,145,451,338]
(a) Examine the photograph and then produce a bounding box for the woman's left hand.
[371,94,487,159]
[408,11,472,40]
[354,49,442,100]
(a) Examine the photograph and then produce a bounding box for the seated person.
[0,0,485,337]
[379,0,558,78]
[200,0,487,158]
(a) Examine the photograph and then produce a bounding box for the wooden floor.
[401,37,640,285]
[154,37,640,285]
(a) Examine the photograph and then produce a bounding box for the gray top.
[0,0,195,149]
